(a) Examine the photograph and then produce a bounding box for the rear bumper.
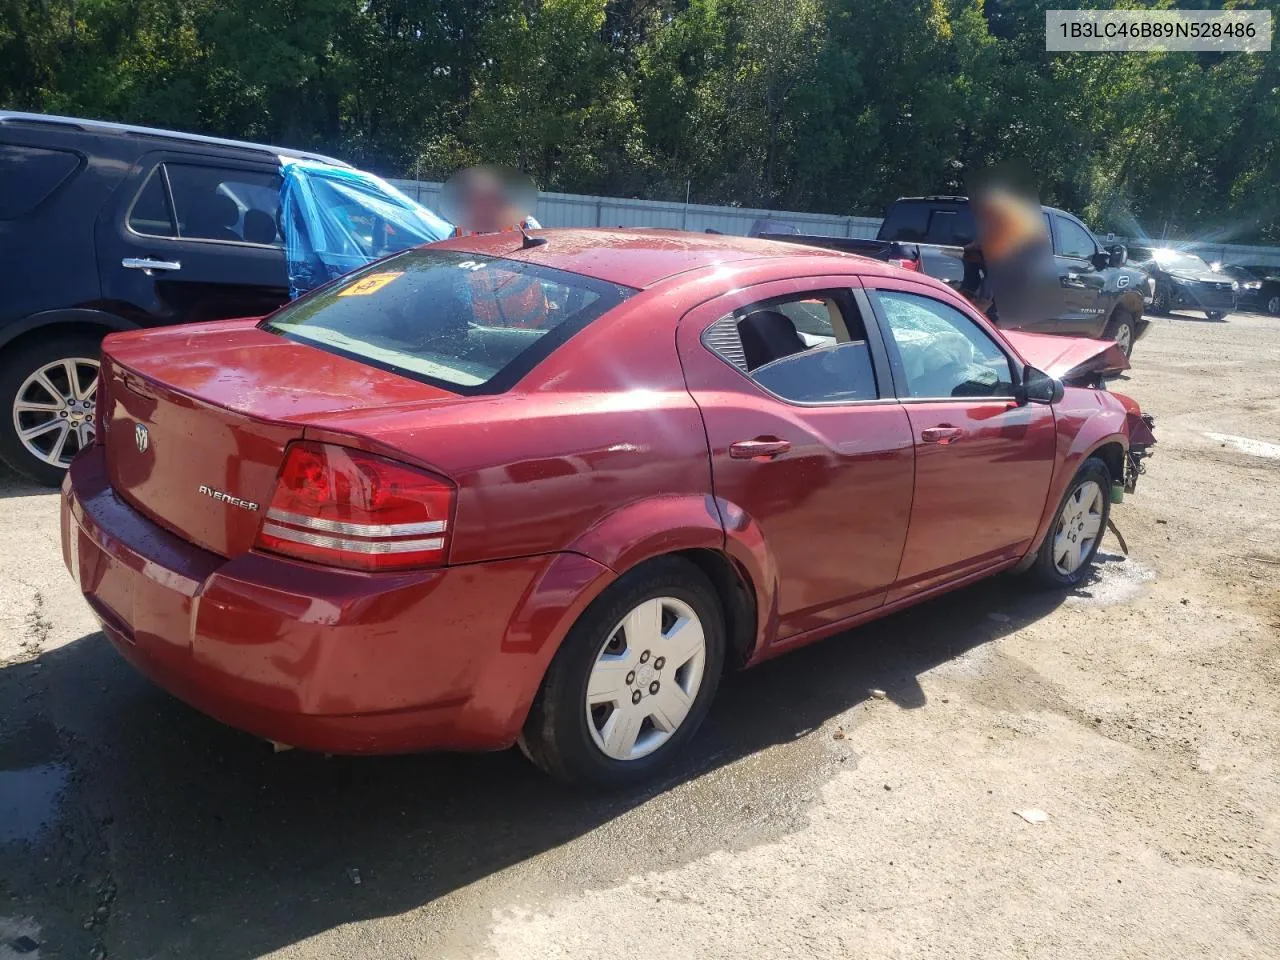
[61,448,613,754]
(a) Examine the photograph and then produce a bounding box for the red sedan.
[61,230,1155,786]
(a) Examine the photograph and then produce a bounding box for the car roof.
[0,111,349,166]
[432,228,883,289]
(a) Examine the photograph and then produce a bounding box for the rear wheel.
[1031,458,1111,588]
[520,556,725,787]
[1206,310,1227,322]
[0,334,102,486]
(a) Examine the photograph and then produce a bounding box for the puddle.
[0,717,70,846]
[1066,553,1155,606]
[0,763,69,844]
[1205,432,1280,460]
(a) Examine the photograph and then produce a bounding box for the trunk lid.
[1001,330,1131,385]
[101,319,463,557]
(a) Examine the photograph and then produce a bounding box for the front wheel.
[1152,285,1174,316]
[520,556,725,787]
[1106,310,1136,357]
[0,334,102,486]
[1206,310,1227,322]
[1266,294,1280,316]
[1030,458,1112,588]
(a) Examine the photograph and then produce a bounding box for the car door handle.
[122,257,182,273]
[729,438,791,460]
[920,426,963,445]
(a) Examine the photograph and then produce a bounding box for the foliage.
[1,0,1276,240]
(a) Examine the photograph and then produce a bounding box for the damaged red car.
[61,230,1156,787]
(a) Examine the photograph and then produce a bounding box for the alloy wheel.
[1268,295,1280,315]
[584,596,707,761]
[12,358,99,468]
[1052,480,1104,576]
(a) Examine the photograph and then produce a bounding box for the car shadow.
[0,461,57,500]
[0,560,1100,959]
[1160,310,1230,322]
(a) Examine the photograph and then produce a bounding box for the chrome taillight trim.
[265,508,445,537]
[261,522,444,554]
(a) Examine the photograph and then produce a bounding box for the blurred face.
[462,173,513,233]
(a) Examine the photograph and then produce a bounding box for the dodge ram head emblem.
[134,423,149,453]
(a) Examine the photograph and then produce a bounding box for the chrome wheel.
[585,596,707,761]
[1268,295,1280,315]
[1053,480,1104,576]
[12,357,99,468]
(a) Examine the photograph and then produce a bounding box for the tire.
[1030,457,1112,588]
[520,556,726,788]
[1206,311,1227,322]
[1151,285,1173,316]
[1105,310,1136,357]
[1267,294,1280,316]
[0,333,103,486]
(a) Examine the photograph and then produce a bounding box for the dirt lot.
[1,309,1277,960]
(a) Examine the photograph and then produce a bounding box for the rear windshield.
[262,248,634,394]
[879,202,976,246]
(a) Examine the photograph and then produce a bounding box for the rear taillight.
[887,257,922,272]
[255,442,454,571]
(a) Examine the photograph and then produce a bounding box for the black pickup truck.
[761,196,1153,357]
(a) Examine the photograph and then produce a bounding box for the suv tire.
[0,333,103,486]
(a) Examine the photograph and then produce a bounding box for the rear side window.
[129,162,282,244]
[0,144,81,219]
[702,291,880,404]
[262,249,634,394]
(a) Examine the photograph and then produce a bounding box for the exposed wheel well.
[1091,441,1125,486]
[0,320,116,359]
[671,548,758,671]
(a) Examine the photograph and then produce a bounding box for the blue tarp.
[280,159,452,299]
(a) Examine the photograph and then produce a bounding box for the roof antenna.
[519,221,548,249]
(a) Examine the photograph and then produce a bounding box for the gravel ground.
[1,309,1277,960]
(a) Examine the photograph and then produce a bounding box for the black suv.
[0,111,345,484]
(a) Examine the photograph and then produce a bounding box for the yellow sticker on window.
[337,271,404,297]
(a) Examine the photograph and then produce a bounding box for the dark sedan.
[1213,264,1280,315]
[1130,247,1237,320]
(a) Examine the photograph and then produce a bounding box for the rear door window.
[127,168,176,237]
[0,143,82,219]
[262,249,634,394]
[701,292,881,404]
[130,162,283,244]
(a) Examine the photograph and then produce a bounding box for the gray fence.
[388,178,1280,266]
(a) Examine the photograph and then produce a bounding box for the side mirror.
[1019,365,1064,405]
[1107,243,1127,268]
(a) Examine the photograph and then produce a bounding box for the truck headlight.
[1231,280,1239,291]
